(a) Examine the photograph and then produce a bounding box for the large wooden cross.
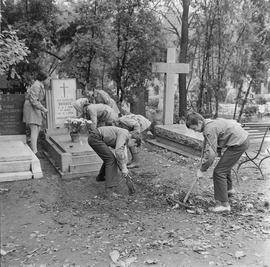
[152,48,189,124]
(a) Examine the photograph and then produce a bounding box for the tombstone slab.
[42,134,102,179]
[0,140,43,182]
[150,124,203,158]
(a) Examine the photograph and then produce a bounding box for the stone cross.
[152,48,189,124]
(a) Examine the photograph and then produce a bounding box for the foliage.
[1,0,61,84]
[0,30,30,76]
[256,97,267,105]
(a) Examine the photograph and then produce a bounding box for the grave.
[148,48,203,157]
[0,83,42,182]
[43,78,102,179]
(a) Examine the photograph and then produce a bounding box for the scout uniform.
[88,126,130,190]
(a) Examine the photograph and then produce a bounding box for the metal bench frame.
[236,123,270,180]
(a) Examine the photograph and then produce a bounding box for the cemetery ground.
[1,142,270,267]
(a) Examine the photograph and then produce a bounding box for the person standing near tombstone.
[88,125,141,197]
[87,89,120,116]
[114,113,151,168]
[185,112,249,213]
[23,70,48,157]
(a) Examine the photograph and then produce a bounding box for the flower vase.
[70,132,80,143]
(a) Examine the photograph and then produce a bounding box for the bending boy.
[88,126,141,197]
[114,114,151,168]
[186,112,249,212]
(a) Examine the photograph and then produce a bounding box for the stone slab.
[23,145,43,179]
[0,141,32,162]
[50,134,97,156]
[42,133,102,179]
[0,135,26,143]
[0,171,33,182]
[146,139,199,159]
[0,140,43,181]
[0,160,31,173]
[154,124,203,153]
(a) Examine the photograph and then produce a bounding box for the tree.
[178,0,190,119]
[0,30,30,77]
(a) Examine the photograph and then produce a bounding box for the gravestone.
[0,94,25,135]
[46,79,77,132]
[43,78,102,179]
[149,48,203,157]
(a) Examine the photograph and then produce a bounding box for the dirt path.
[1,143,270,267]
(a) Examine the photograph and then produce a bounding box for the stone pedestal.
[148,124,203,158]
[42,133,102,179]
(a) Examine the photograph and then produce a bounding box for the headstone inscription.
[0,94,25,135]
[152,47,189,125]
[46,79,77,131]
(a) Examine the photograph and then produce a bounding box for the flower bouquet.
[64,118,92,142]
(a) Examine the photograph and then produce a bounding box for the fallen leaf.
[144,259,159,264]
[110,250,120,263]
[235,251,246,259]
[124,256,137,265]
[0,249,7,256]
[186,209,195,214]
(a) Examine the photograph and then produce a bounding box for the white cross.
[152,48,189,124]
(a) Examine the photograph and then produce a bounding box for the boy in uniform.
[114,114,151,168]
[88,126,141,197]
[186,112,249,212]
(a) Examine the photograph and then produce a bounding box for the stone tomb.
[44,134,102,179]
[151,124,203,158]
[0,92,43,182]
[43,78,102,179]
[0,137,42,182]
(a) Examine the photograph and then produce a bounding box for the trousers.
[88,129,120,188]
[213,137,249,202]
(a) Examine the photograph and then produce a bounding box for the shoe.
[96,174,105,182]
[209,204,231,213]
[228,188,236,197]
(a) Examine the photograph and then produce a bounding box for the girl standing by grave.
[23,70,48,157]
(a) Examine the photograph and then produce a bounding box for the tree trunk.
[237,79,253,122]
[233,80,243,120]
[178,0,190,119]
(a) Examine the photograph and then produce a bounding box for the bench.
[236,122,270,179]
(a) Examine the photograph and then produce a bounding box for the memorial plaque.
[49,79,77,128]
[0,94,25,135]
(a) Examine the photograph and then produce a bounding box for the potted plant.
[64,118,91,142]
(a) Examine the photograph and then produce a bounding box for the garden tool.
[122,172,136,195]
[116,146,136,195]
[182,143,205,204]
